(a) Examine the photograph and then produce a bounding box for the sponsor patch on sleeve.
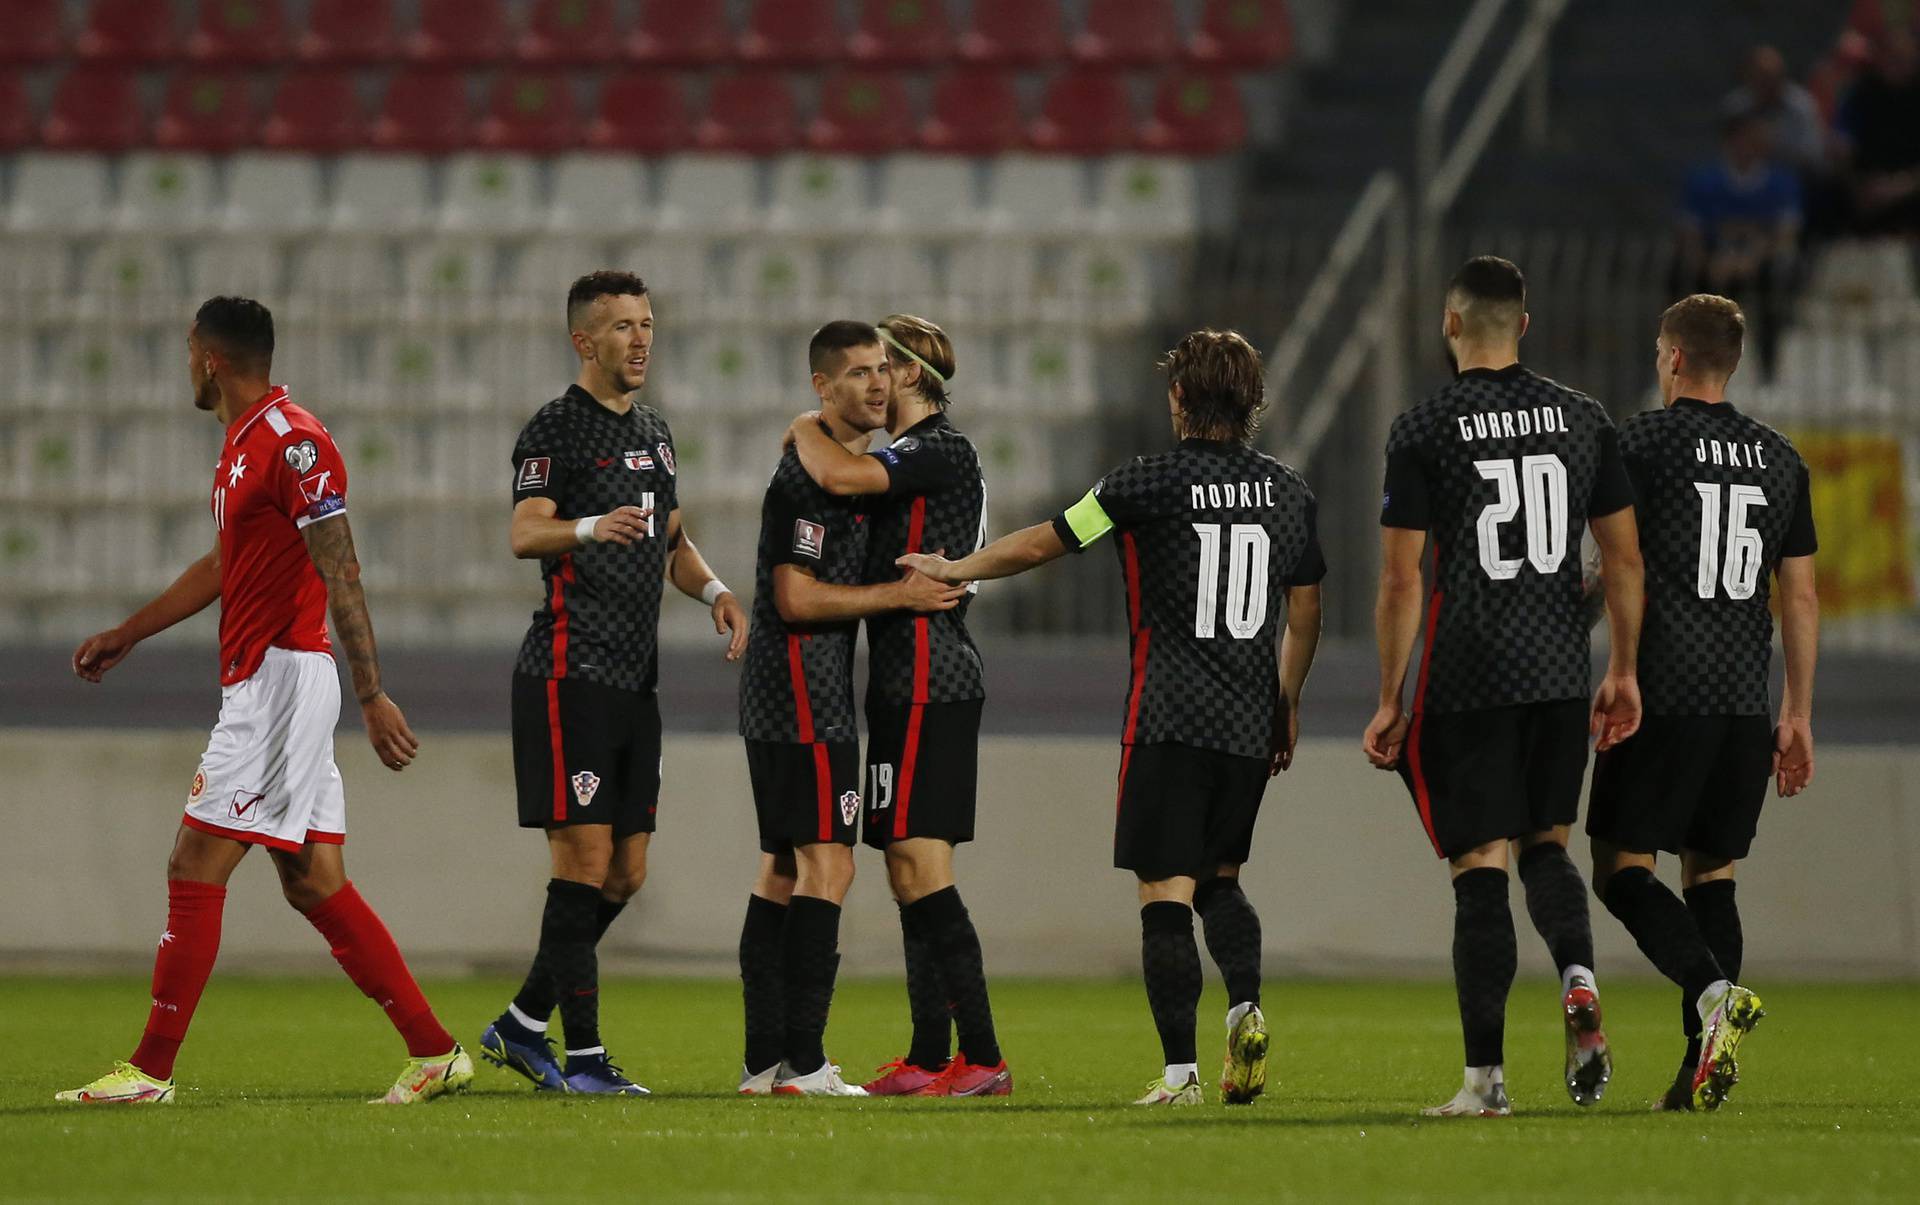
[516,456,551,491]
[296,494,346,529]
[792,518,825,560]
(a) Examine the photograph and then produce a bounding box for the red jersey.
[211,386,349,686]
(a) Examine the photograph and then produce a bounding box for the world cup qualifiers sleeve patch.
[283,439,318,474]
[793,518,826,560]
[516,456,551,491]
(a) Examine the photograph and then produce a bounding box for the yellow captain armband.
[1062,488,1116,549]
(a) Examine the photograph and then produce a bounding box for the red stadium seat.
[737,0,841,68]
[0,0,65,65]
[186,0,290,66]
[626,0,733,67]
[808,72,915,155]
[74,0,179,64]
[1139,70,1247,155]
[154,70,258,152]
[477,71,580,153]
[696,73,798,154]
[849,0,953,66]
[41,67,145,151]
[0,76,34,149]
[260,69,366,152]
[1073,0,1180,67]
[1187,0,1293,69]
[297,0,398,64]
[586,73,692,154]
[919,69,1024,154]
[1029,69,1134,154]
[406,0,511,66]
[370,70,471,153]
[518,0,621,65]
[958,0,1066,68]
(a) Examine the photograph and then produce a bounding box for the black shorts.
[863,698,982,849]
[1114,741,1269,881]
[1587,714,1771,860]
[511,673,660,838]
[745,739,861,855]
[1398,699,1589,860]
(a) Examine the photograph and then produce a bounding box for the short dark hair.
[1159,329,1267,445]
[1446,255,1526,337]
[194,296,274,371]
[567,270,649,330]
[808,319,882,374]
[1661,293,1745,380]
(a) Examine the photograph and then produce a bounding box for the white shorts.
[184,647,346,853]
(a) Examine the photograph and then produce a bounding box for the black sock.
[520,878,602,1064]
[1682,879,1742,1063]
[780,895,844,1076]
[1601,867,1725,1002]
[1140,901,1201,1068]
[738,894,788,1075]
[511,894,627,1025]
[1194,876,1262,1008]
[1518,843,1595,978]
[897,900,952,1071]
[1452,868,1517,1067]
[910,887,1001,1067]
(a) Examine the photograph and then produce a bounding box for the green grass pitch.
[3,976,1911,1202]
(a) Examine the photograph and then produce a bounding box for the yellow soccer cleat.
[56,1061,175,1105]
[373,1044,475,1105]
[1692,985,1765,1111]
[1220,1005,1269,1105]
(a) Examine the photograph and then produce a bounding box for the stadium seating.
[1029,70,1136,154]
[737,0,843,68]
[0,78,32,151]
[920,70,1026,154]
[153,72,257,154]
[260,69,365,153]
[74,0,178,65]
[116,151,219,230]
[696,74,799,155]
[1073,0,1182,68]
[476,72,579,154]
[330,154,432,229]
[224,154,325,231]
[369,71,470,154]
[440,154,543,231]
[626,0,733,67]
[1188,0,1295,69]
[406,0,512,66]
[41,67,145,153]
[959,0,1068,68]
[584,74,692,154]
[296,0,398,65]
[807,73,917,155]
[8,152,113,230]
[186,0,291,66]
[0,0,65,65]
[849,0,955,66]
[769,154,872,232]
[517,0,622,66]
[1140,70,1249,155]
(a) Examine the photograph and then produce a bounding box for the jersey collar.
[1673,396,1737,415]
[899,411,950,439]
[567,383,636,416]
[227,385,291,441]
[1457,363,1527,382]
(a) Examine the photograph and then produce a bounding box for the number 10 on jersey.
[1192,523,1270,639]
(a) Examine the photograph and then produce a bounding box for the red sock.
[306,881,454,1058]
[130,880,227,1080]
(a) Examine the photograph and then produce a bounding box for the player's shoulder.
[1516,367,1611,421]
[518,392,580,438]
[1391,380,1472,441]
[249,398,341,463]
[633,402,672,437]
[1255,450,1315,499]
[1732,406,1808,471]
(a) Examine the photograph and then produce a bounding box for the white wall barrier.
[2,730,1914,978]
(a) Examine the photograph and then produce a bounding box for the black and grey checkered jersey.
[510,386,679,693]
[1381,364,1634,714]
[739,445,870,744]
[1621,398,1817,716]
[862,413,987,708]
[1051,439,1327,760]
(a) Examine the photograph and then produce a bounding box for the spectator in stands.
[1678,110,1801,372]
[1836,31,1920,234]
[1723,46,1827,175]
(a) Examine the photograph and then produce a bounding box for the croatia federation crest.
[838,790,861,826]
[656,442,676,475]
[571,770,602,808]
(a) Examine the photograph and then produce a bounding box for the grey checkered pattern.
[864,414,987,707]
[1384,367,1623,714]
[738,447,869,743]
[1623,400,1813,715]
[511,389,678,692]
[1088,440,1325,760]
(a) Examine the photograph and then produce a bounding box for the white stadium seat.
[1094,155,1199,238]
[331,154,433,232]
[224,153,325,233]
[186,237,284,305]
[8,154,113,232]
[878,155,983,236]
[115,153,220,233]
[440,153,542,232]
[547,154,649,232]
[655,156,759,233]
[984,155,1087,234]
[768,155,872,233]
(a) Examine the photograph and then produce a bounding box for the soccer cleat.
[1220,1005,1269,1105]
[861,1058,946,1096]
[1562,981,1612,1106]
[738,1063,781,1096]
[927,1056,1013,1098]
[1422,1081,1512,1118]
[373,1044,474,1104]
[1691,985,1764,1111]
[55,1061,175,1105]
[478,1020,566,1091]
[563,1054,651,1095]
[1133,1072,1203,1106]
[1652,1061,1698,1112]
[772,1061,868,1096]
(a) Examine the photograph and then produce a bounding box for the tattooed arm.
[302,515,419,772]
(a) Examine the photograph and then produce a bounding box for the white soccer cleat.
[1423,1067,1511,1118]
[772,1060,868,1096]
[1133,1072,1203,1106]
[738,1063,780,1096]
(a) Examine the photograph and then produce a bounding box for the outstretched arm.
[1588,505,1644,750]
[787,414,890,497]
[898,521,1067,585]
[73,540,223,681]
[1774,553,1818,796]
[302,515,418,772]
[772,562,965,624]
[665,508,747,662]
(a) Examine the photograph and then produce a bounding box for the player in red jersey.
[57,297,472,1106]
